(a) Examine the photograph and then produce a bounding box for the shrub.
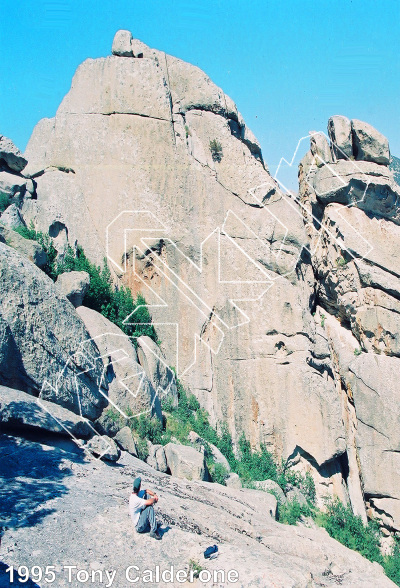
[135,437,149,461]
[217,423,236,469]
[354,347,362,356]
[129,414,164,445]
[235,434,278,483]
[14,230,158,342]
[336,256,347,268]
[283,469,316,504]
[209,139,223,162]
[104,408,121,423]
[278,499,313,525]
[209,463,230,485]
[319,499,383,564]
[188,560,203,579]
[383,538,400,586]
[0,193,12,213]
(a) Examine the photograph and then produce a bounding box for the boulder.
[0,385,92,438]
[327,115,353,160]
[0,225,47,268]
[0,135,28,172]
[131,38,147,58]
[76,306,161,421]
[56,270,90,307]
[241,487,278,519]
[0,242,107,419]
[254,479,286,503]
[136,335,178,407]
[351,118,390,165]
[309,131,331,164]
[187,430,230,471]
[114,426,138,456]
[86,434,120,461]
[0,170,28,197]
[146,441,168,472]
[164,442,208,481]
[111,29,133,57]
[225,472,242,489]
[0,203,25,229]
[311,159,400,223]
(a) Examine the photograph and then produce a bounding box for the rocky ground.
[0,432,396,588]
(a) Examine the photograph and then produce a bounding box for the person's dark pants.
[135,494,157,534]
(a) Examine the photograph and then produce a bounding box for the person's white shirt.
[129,490,146,527]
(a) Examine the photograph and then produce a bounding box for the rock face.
[11,32,400,540]
[299,117,400,532]
[136,335,178,407]
[22,32,347,508]
[0,242,107,419]
[1,434,396,588]
[56,270,90,307]
[164,442,208,481]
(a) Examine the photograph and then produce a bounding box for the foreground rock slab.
[0,434,395,588]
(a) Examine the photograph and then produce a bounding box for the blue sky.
[1,0,399,183]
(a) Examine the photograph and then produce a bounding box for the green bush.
[209,139,223,162]
[383,538,400,586]
[236,433,280,483]
[135,437,149,461]
[14,229,157,342]
[278,499,313,525]
[0,193,12,213]
[284,469,316,504]
[209,463,230,485]
[129,413,164,445]
[319,499,383,564]
[217,422,236,469]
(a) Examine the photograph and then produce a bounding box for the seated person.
[129,476,161,540]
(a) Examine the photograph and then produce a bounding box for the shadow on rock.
[0,433,85,532]
[0,562,41,587]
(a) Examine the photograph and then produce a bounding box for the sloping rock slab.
[0,435,396,587]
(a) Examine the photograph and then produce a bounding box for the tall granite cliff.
[1,30,400,557]
[21,31,346,506]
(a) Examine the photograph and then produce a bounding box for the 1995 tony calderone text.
[5,564,240,585]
